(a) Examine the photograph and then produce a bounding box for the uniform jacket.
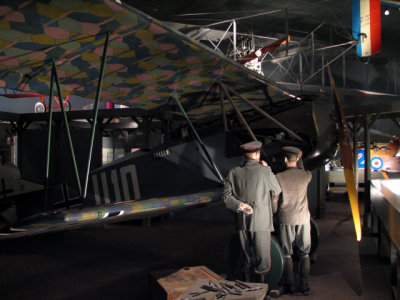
[274,167,312,225]
[222,159,281,232]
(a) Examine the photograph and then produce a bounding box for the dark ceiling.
[128,0,400,140]
[129,0,400,60]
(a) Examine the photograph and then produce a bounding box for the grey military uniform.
[222,159,281,274]
[274,168,311,225]
[275,167,312,256]
[223,159,281,231]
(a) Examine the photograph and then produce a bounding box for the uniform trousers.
[279,222,311,257]
[239,230,271,274]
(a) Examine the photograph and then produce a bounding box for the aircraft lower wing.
[0,189,220,239]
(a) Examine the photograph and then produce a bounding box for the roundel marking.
[370,157,383,170]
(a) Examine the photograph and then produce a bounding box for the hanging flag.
[352,0,381,57]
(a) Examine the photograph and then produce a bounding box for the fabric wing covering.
[0,0,295,119]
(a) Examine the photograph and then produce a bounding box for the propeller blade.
[327,63,362,241]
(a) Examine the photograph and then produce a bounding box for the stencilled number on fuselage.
[91,164,140,205]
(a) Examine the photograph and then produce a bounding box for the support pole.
[352,121,359,188]
[311,32,314,75]
[219,84,257,141]
[299,54,303,84]
[54,63,82,196]
[285,8,289,57]
[44,64,55,207]
[173,94,224,183]
[363,114,371,228]
[219,85,228,132]
[222,83,305,143]
[316,166,325,218]
[233,20,237,61]
[394,59,397,94]
[321,52,325,86]
[342,53,346,88]
[82,33,109,198]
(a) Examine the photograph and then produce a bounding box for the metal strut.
[82,32,110,199]
[219,85,228,132]
[222,83,305,143]
[173,94,224,184]
[219,83,257,141]
[219,83,271,159]
[44,63,55,207]
[54,64,82,196]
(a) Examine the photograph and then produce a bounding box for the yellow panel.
[71,72,88,79]
[90,4,114,17]
[138,61,156,70]
[32,34,55,45]
[118,50,136,58]
[36,2,66,18]
[101,81,112,89]
[78,35,95,43]
[81,52,100,62]
[172,60,188,67]
[125,77,141,84]
[149,48,165,56]
[0,40,9,49]
[0,20,10,29]
[135,29,153,40]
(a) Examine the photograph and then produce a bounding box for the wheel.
[310,218,320,257]
[64,100,71,111]
[34,102,45,113]
[223,233,284,289]
[272,217,320,258]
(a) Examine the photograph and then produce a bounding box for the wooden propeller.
[327,63,362,241]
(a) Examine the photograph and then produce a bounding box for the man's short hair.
[282,146,301,163]
[284,152,298,162]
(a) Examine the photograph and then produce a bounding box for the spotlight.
[384,9,390,15]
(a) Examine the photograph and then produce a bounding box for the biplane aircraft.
[0,0,343,286]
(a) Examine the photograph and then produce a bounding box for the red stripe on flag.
[369,0,381,55]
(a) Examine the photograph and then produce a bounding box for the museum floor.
[0,193,393,300]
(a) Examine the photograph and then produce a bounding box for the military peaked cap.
[282,146,301,154]
[240,141,262,153]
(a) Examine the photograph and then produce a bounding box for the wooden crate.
[149,266,224,300]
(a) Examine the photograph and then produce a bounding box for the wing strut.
[82,33,109,199]
[53,63,82,197]
[222,83,305,143]
[327,63,362,241]
[173,93,224,184]
[44,63,55,207]
[219,85,228,132]
[219,83,272,159]
[219,83,257,141]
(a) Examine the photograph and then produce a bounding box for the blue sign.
[358,149,365,168]
[357,149,384,170]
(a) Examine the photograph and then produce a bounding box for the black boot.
[256,272,266,283]
[300,255,311,295]
[244,271,251,282]
[283,256,295,294]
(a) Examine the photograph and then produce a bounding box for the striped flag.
[352,0,381,57]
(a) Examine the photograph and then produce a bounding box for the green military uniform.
[222,142,281,277]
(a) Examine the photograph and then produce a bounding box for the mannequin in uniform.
[222,141,281,283]
[274,146,312,295]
